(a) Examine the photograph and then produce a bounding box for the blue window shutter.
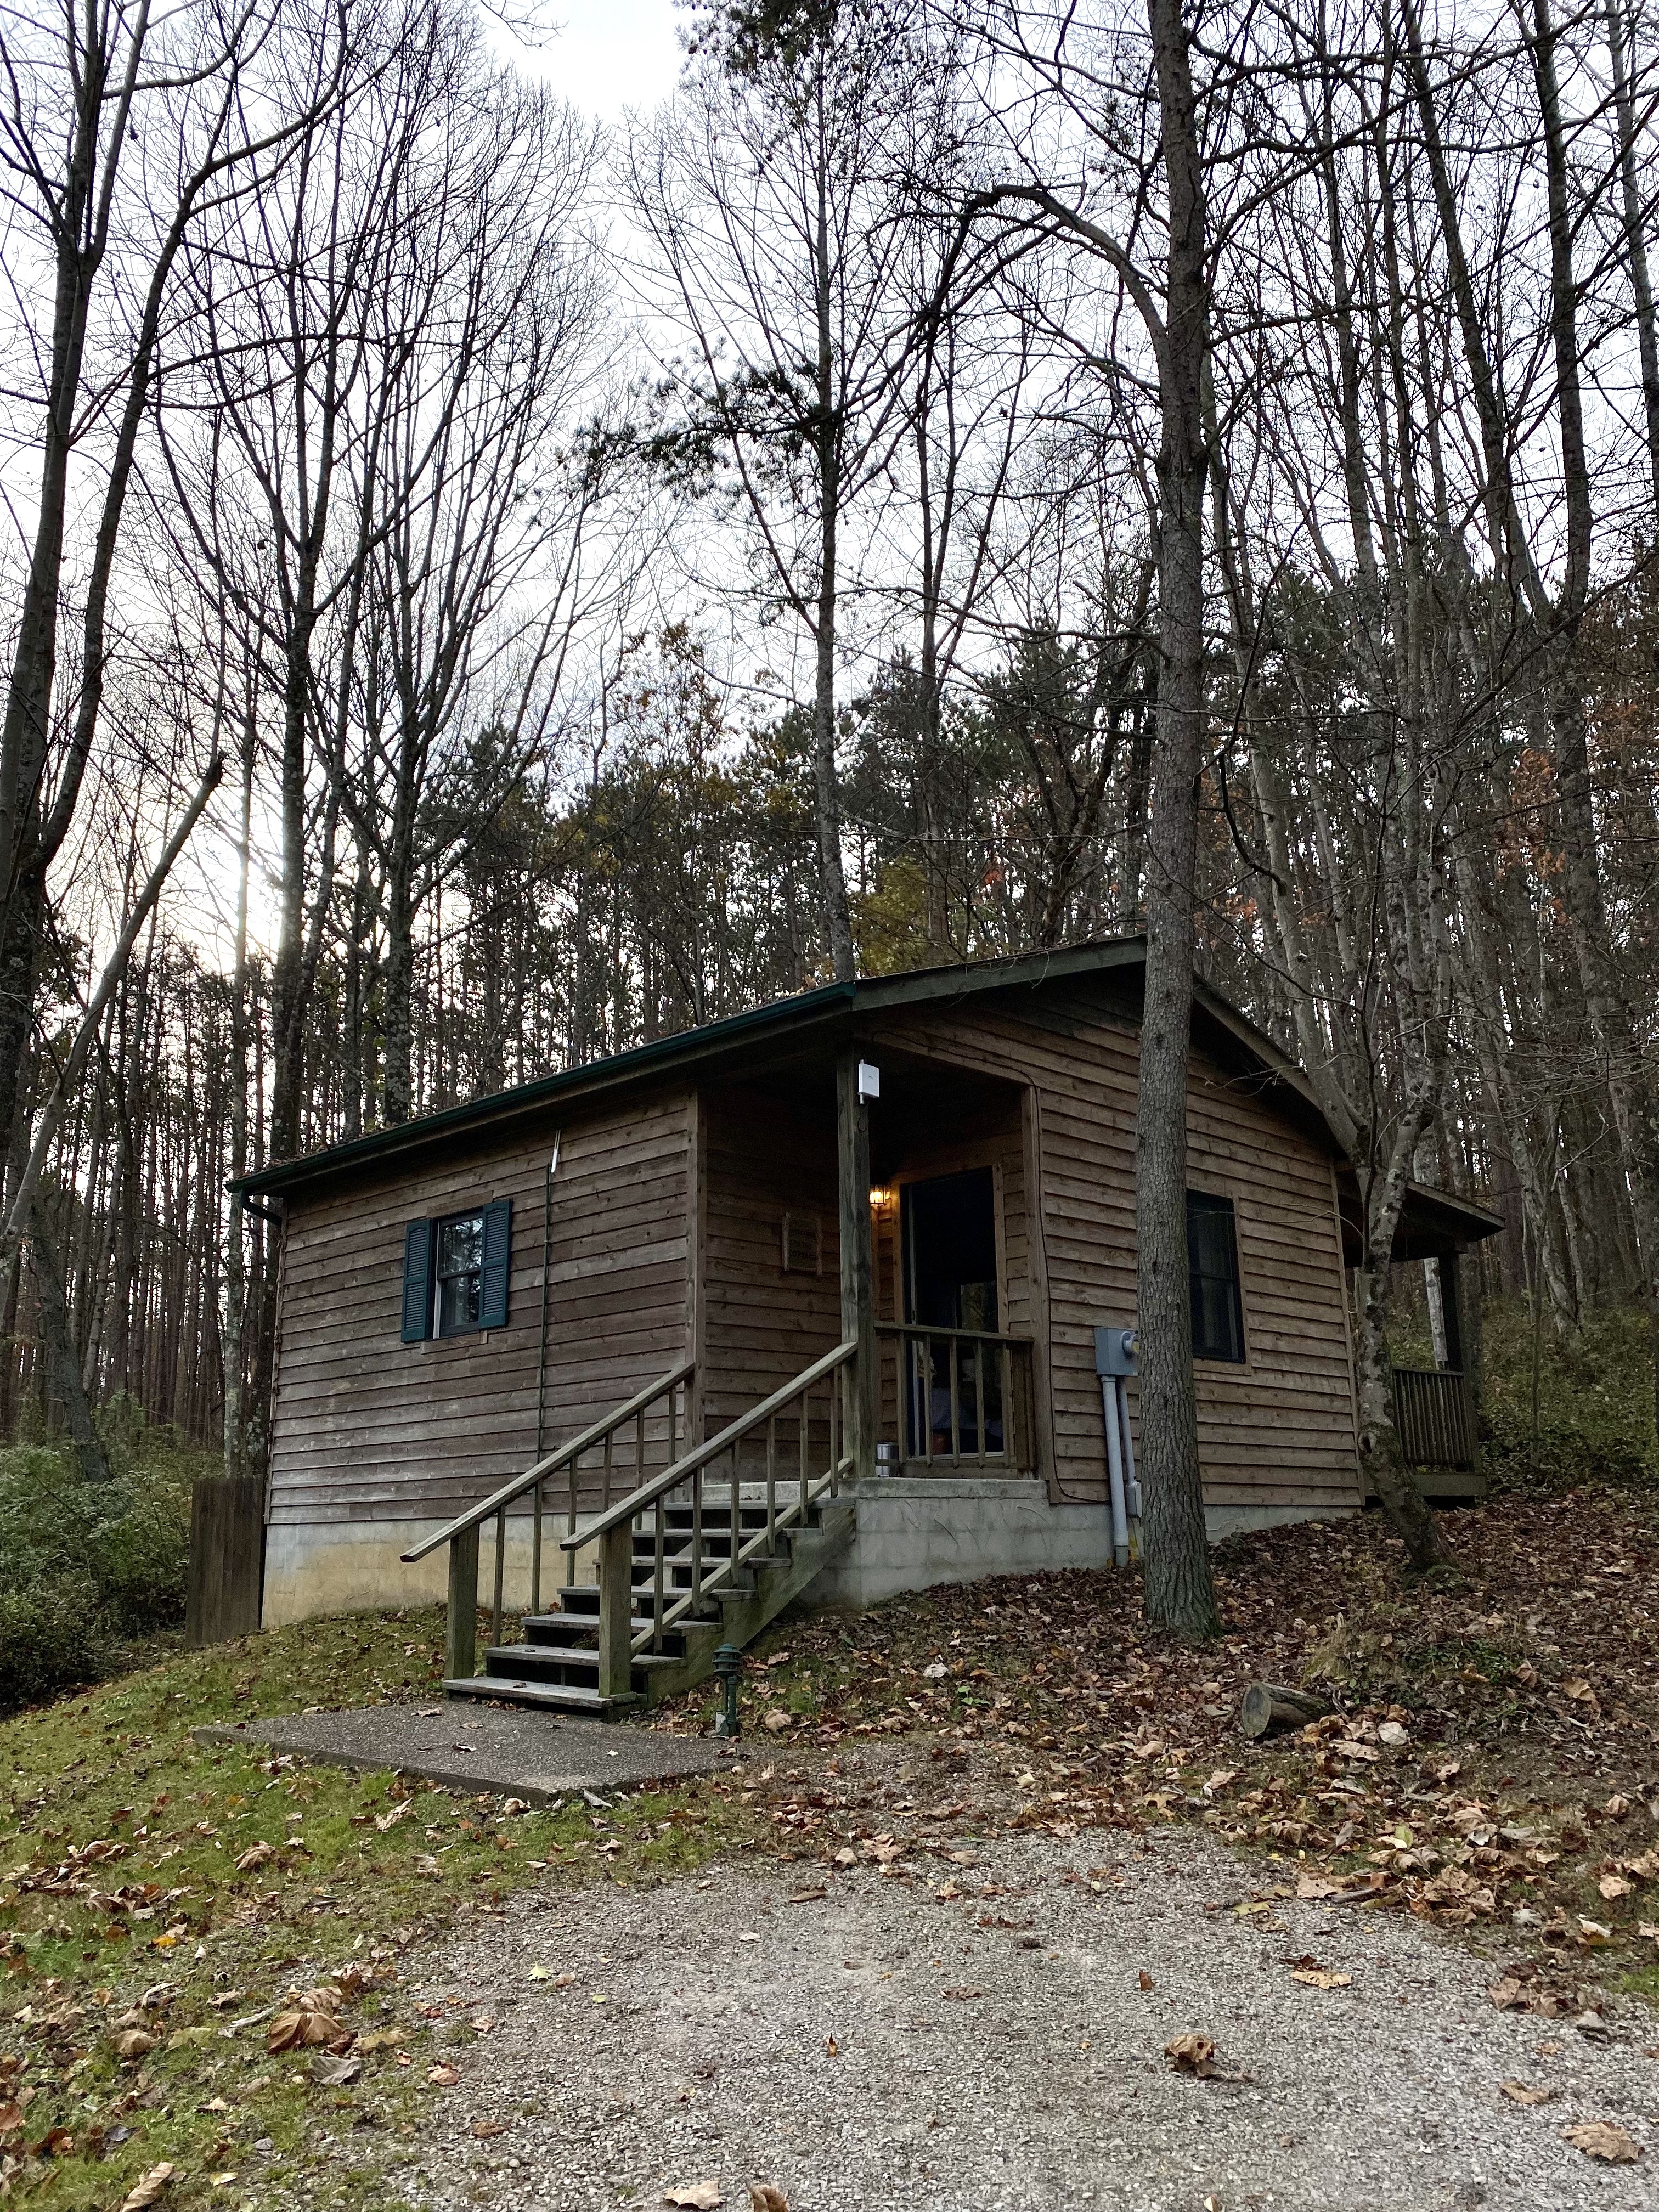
[401,1220,435,1343]
[479,1199,512,1330]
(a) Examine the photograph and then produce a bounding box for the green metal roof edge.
[233,938,1148,1200]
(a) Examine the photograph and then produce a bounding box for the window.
[400,1199,511,1343]
[435,1211,484,1336]
[1186,1190,1245,1363]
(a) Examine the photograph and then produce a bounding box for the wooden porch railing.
[558,1339,859,1700]
[402,1357,695,1681]
[1392,1365,1476,1470]
[876,1321,1036,1472]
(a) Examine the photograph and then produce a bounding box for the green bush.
[0,1430,196,1711]
[0,1576,104,1711]
[1475,1299,1657,1493]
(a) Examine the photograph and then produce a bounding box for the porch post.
[1437,1250,1478,1472]
[836,1048,877,1479]
[1436,1252,1466,1372]
[446,1527,479,1682]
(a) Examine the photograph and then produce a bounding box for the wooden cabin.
[238,942,1497,1712]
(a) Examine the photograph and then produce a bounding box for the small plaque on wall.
[781,1210,822,1276]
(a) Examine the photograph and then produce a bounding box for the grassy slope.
[0,1611,754,2209]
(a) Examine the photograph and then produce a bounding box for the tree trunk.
[1136,0,1218,1641]
[812,81,855,984]
[29,1210,109,1484]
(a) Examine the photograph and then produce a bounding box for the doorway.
[900,1167,1003,1456]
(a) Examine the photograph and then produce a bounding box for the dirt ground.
[394,1819,1657,2212]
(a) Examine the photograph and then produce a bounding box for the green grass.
[0,1609,755,2208]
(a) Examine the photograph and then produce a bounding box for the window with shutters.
[402,1198,511,1341]
[1186,1190,1245,1363]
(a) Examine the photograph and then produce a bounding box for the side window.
[434,1210,485,1336]
[1186,1190,1245,1363]
[401,1198,511,1341]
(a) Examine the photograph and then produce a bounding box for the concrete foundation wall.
[798,1479,1355,1612]
[262,1487,1357,1629]
[262,1517,599,1629]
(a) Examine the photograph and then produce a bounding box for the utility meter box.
[1094,1325,1138,1378]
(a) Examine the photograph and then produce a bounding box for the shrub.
[1471,1300,1656,1494]
[0,1577,104,1712]
[0,1433,195,1711]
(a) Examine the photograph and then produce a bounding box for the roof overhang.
[1338,1175,1505,1263]
[235,940,1149,1201]
[234,939,1504,1259]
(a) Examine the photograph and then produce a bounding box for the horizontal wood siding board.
[268,1092,692,1528]
[873,1003,1360,1510]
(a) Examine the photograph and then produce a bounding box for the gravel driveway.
[403,1828,1656,2212]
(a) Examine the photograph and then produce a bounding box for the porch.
[405,1044,1046,1714]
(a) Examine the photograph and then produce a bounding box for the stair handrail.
[557,1338,857,1553]
[557,1337,857,1701]
[405,1355,695,1684]
[401,1355,696,1565]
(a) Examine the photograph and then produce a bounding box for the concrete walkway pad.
[194,1702,742,1801]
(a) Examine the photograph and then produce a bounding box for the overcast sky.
[499,0,687,117]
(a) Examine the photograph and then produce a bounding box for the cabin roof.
[236,936,1501,1254]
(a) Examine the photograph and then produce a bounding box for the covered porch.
[698,1041,1041,1485]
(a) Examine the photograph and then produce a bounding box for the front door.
[901,1168,1003,1457]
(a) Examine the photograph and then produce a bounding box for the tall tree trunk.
[1605,0,1659,518]
[29,1211,108,1483]
[812,78,855,983]
[1136,0,1219,1640]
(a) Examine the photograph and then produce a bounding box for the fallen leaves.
[117,2166,177,2211]
[1164,2033,1219,2078]
[1291,1967,1352,1991]
[664,2183,724,2209]
[1561,2120,1642,2163]
[114,2028,157,2061]
[427,2064,461,2087]
[1499,2081,1555,2106]
[267,2004,347,2053]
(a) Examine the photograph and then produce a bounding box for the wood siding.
[266,977,1359,1566]
[868,987,1361,1514]
[700,1084,842,1432]
[267,1088,692,1531]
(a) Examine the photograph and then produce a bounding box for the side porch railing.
[560,1338,858,1699]
[1391,1364,1476,1469]
[876,1321,1036,1472]
[402,1356,695,1681]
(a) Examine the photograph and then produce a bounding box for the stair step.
[443,1675,642,1716]
[483,1643,682,1680]
[521,1613,695,1656]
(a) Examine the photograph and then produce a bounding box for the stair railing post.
[447,1526,479,1681]
[836,1048,877,1481]
[597,1520,633,1700]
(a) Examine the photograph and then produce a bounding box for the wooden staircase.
[450,1490,854,1715]
[405,1342,859,1720]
